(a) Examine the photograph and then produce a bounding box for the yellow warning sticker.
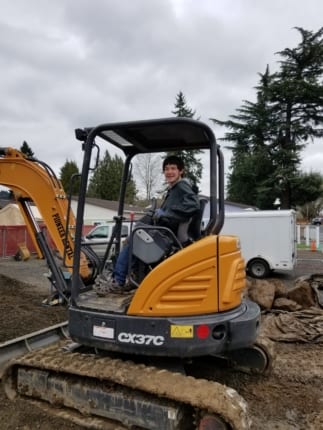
[170,325,193,338]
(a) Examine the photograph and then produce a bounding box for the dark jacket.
[160,178,200,227]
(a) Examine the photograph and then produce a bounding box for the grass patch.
[297,243,310,249]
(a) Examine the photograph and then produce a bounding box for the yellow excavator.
[1,118,272,430]
[0,146,101,298]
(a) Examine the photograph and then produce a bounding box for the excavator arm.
[0,147,92,298]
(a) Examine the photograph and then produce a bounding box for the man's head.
[162,156,184,186]
[162,156,184,172]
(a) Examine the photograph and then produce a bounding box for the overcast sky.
[1,0,323,195]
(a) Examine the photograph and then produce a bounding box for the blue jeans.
[113,244,130,285]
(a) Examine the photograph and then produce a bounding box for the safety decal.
[170,325,193,338]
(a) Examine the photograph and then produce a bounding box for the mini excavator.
[0,118,272,430]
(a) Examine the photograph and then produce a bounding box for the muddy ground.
[0,253,322,430]
[0,283,82,428]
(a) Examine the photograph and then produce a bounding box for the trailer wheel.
[247,258,270,279]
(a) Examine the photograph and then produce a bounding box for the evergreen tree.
[87,150,111,198]
[290,171,323,207]
[87,150,112,199]
[20,141,34,157]
[268,27,323,207]
[214,68,279,208]
[87,150,137,203]
[168,91,203,192]
[211,27,323,209]
[172,91,196,118]
[59,160,80,195]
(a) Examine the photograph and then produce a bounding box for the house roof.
[77,196,258,213]
[72,196,145,214]
[0,195,257,217]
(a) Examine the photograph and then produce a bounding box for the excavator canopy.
[72,117,225,291]
[76,117,216,155]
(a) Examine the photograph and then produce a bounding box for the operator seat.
[177,197,208,244]
[132,197,208,264]
[129,197,208,286]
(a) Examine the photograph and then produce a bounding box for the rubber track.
[3,340,251,430]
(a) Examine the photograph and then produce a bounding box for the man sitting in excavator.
[94,155,200,295]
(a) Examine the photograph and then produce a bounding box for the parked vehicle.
[311,217,323,225]
[220,210,297,278]
[83,222,130,258]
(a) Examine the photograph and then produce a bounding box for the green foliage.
[20,141,34,157]
[87,150,111,198]
[169,91,203,191]
[289,171,323,206]
[87,150,137,203]
[172,91,196,118]
[226,147,278,208]
[59,160,80,195]
[211,27,323,209]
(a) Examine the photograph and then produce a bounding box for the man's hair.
[162,155,184,171]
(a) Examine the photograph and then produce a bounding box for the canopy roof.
[77,117,216,156]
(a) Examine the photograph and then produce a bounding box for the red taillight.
[196,324,210,339]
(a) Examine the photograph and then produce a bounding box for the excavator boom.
[0,147,73,261]
[0,147,94,298]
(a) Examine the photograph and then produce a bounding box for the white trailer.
[220,210,297,278]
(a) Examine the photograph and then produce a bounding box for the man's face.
[163,164,183,186]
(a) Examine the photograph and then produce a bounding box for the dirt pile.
[246,269,323,345]
[247,275,321,311]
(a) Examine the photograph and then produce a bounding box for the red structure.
[0,226,36,257]
[0,225,93,258]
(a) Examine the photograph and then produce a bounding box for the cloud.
[0,0,322,195]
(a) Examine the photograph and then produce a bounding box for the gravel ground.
[0,255,50,291]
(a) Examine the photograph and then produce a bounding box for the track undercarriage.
[2,335,273,430]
